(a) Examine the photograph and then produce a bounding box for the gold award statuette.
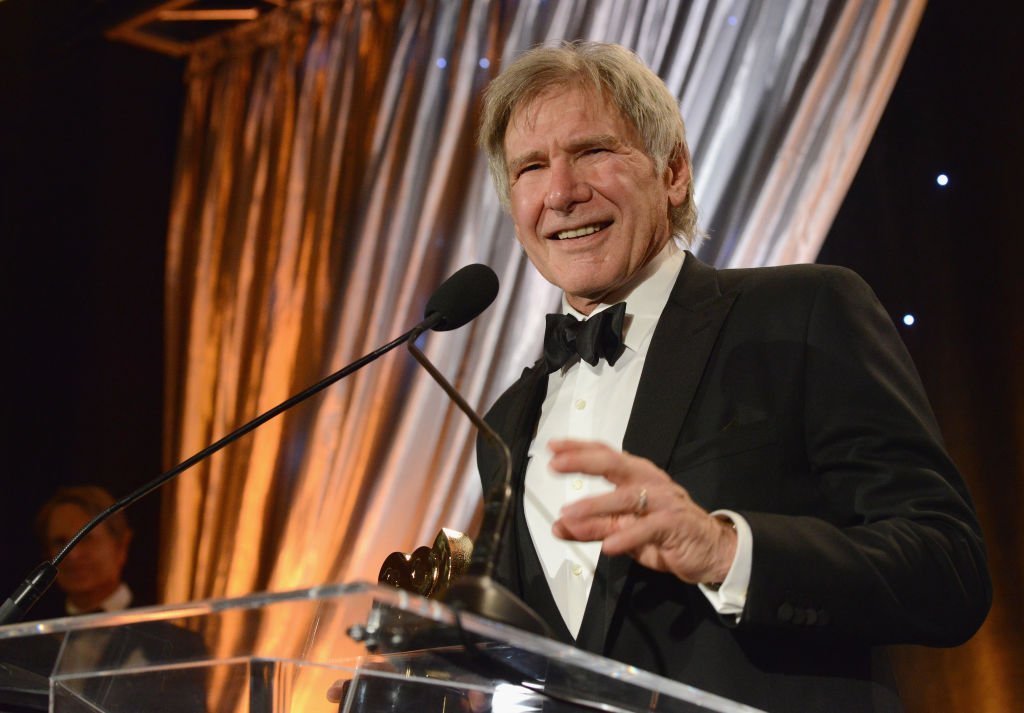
[378,528,473,599]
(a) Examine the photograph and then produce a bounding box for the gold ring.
[636,487,648,515]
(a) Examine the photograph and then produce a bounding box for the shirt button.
[571,564,583,576]
[572,479,583,490]
[574,399,586,410]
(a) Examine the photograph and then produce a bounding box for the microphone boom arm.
[406,325,511,581]
[406,325,551,636]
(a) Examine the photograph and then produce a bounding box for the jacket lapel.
[575,253,738,654]
[624,253,737,467]
[495,362,579,643]
[487,362,547,587]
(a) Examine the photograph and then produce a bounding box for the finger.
[326,681,346,704]
[549,441,660,487]
[548,440,620,476]
[559,486,647,520]
[553,484,657,542]
[552,513,619,542]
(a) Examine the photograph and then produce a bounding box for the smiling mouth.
[550,222,612,240]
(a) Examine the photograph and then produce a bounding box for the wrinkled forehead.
[505,82,640,150]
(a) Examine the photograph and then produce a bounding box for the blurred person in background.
[33,485,134,617]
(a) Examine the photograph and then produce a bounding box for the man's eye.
[513,164,541,180]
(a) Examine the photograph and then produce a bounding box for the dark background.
[1,0,1020,698]
[1,0,185,610]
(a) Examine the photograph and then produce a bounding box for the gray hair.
[479,41,697,242]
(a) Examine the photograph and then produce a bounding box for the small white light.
[479,57,490,69]
[727,15,738,26]
[902,314,915,326]
[936,173,949,187]
[436,57,447,69]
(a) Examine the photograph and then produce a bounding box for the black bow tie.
[543,302,627,373]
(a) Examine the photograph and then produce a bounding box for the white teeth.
[556,224,604,240]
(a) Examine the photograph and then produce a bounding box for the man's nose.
[544,162,590,212]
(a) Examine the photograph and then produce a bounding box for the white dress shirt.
[65,582,133,615]
[523,242,751,637]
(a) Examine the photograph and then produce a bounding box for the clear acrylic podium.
[0,582,762,713]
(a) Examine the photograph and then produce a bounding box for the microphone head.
[425,263,499,331]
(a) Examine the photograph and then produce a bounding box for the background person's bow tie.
[543,302,627,373]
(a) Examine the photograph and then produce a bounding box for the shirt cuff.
[698,510,752,617]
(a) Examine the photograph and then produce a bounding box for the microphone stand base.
[441,575,553,638]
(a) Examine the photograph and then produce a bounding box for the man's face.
[504,86,689,314]
[45,504,129,599]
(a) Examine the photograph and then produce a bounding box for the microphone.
[423,263,499,331]
[0,264,500,626]
[406,266,551,637]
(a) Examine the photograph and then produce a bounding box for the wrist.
[704,516,738,587]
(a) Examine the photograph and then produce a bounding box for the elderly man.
[475,42,990,712]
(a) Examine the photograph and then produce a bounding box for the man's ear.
[665,147,691,207]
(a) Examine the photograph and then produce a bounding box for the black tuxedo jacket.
[478,254,990,713]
